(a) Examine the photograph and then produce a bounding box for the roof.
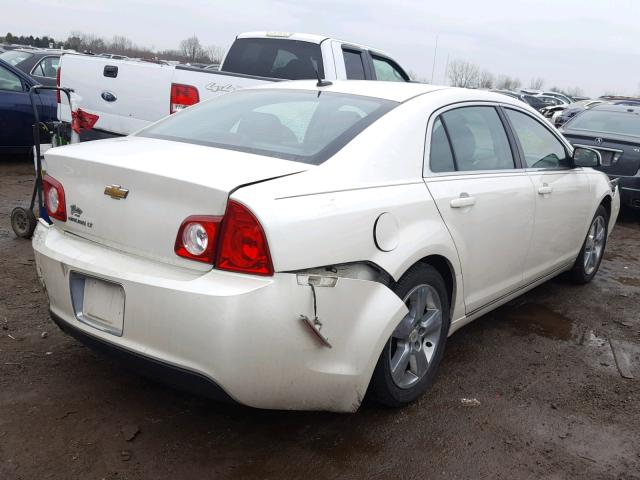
[237,31,329,44]
[235,31,394,57]
[249,80,530,106]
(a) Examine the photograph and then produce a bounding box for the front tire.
[569,205,608,284]
[369,264,451,407]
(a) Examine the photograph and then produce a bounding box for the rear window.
[222,38,324,80]
[0,50,33,66]
[138,89,397,164]
[567,109,640,137]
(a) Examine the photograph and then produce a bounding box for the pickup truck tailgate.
[59,54,175,135]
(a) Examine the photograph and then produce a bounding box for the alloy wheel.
[584,215,606,275]
[389,284,443,389]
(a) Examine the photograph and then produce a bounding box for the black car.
[561,104,640,209]
[554,100,605,127]
[0,49,60,86]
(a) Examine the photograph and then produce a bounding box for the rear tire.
[369,264,450,407]
[569,205,608,284]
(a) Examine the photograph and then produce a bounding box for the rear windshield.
[138,89,396,164]
[567,109,640,137]
[0,50,33,66]
[222,38,324,80]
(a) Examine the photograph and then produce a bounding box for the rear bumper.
[32,221,406,412]
[51,310,235,403]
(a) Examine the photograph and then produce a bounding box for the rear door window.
[371,55,407,82]
[440,107,515,171]
[32,56,59,78]
[505,109,570,168]
[222,38,324,80]
[343,49,367,80]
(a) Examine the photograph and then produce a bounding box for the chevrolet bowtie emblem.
[104,184,129,200]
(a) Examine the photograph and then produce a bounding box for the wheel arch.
[395,254,458,318]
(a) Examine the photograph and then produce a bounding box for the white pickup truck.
[58,31,410,139]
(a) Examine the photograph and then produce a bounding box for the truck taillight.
[56,67,61,103]
[170,83,199,114]
[43,175,66,222]
[174,216,222,264]
[216,201,273,276]
[174,201,273,276]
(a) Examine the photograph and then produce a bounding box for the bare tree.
[529,77,545,90]
[565,86,584,97]
[478,70,495,89]
[180,35,203,63]
[447,59,480,88]
[205,44,226,64]
[495,75,521,91]
[110,35,133,54]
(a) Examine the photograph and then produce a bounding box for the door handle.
[538,184,553,195]
[450,193,476,208]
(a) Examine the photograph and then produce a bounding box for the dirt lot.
[1,157,639,480]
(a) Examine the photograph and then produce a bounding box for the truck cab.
[57,32,411,138]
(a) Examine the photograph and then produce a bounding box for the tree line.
[446,58,584,97]
[1,31,226,64]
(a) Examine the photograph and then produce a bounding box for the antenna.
[314,65,332,87]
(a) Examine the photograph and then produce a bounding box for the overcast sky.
[3,0,639,96]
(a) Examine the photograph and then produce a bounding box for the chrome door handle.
[538,184,553,195]
[450,194,476,208]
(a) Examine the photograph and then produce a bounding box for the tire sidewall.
[573,205,608,283]
[371,263,451,406]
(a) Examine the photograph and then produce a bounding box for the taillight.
[216,201,273,276]
[56,66,61,103]
[170,83,199,114]
[174,202,273,276]
[43,175,66,221]
[174,216,222,264]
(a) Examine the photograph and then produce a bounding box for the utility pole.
[443,54,450,85]
[430,35,439,84]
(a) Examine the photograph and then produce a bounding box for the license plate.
[70,273,125,336]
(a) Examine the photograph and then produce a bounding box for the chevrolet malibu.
[33,81,620,412]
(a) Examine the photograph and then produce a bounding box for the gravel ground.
[1,157,639,480]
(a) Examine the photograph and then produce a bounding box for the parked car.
[551,100,605,127]
[33,81,619,412]
[561,104,640,209]
[522,94,565,111]
[0,49,60,86]
[0,58,56,152]
[57,31,411,138]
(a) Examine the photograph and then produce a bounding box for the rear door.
[503,107,591,279]
[424,104,535,314]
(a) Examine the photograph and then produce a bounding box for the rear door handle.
[450,194,476,208]
[538,184,553,195]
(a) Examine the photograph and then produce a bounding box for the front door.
[425,105,535,314]
[0,64,34,148]
[503,108,591,280]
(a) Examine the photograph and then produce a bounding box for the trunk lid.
[44,136,307,270]
[563,132,640,176]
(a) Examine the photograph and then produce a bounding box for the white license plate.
[70,273,125,336]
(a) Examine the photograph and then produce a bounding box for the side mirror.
[573,146,601,168]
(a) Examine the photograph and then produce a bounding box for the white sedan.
[33,81,619,412]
